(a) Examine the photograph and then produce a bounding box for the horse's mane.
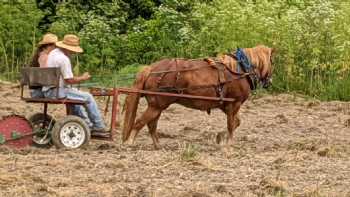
[214,45,272,75]
[243,45,273,77]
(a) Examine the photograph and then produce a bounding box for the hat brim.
[56,41,83,53]
[38,40,56,46]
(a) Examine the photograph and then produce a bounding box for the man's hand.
[82,72,91,80]
[65,72,91,84]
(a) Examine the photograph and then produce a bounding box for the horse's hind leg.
[225,102,242,145]
[128,106,162,145]
[147,115,161,149]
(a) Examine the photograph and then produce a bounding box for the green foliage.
[90,63,140,87]
[123,0,160,21]
[189,0,350,100]
[0,0,43,79]
[1,0,350,100]
[49,0,129,72]
[180,143,199,162]
[126,4,195,63]
[117,63,142,75]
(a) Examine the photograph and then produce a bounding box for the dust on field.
[0,82,349,197]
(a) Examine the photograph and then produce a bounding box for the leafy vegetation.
[0,0,349,100]
[180,143,199,162]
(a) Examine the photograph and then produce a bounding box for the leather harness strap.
[150,55,254,101]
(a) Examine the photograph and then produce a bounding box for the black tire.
[29,113,56,148]
[51,115,91,149]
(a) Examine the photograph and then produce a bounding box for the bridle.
[226,48,273,89]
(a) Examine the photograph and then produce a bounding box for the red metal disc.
[0,115,33,148]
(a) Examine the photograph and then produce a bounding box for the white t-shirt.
[43,48,73,91]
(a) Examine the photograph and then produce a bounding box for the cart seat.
[20,67,88,105]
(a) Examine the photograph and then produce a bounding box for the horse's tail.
[122,66,151,142]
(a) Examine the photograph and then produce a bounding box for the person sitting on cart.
[30,33,58,98]
[42,34,107,135]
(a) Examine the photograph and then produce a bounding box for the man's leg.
[44,88,92,127]
[68,105,92,128]
[65,88,106,129]
[30,89,44,98]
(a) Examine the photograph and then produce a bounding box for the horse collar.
[233,48,258,90]
[235,48,255,73]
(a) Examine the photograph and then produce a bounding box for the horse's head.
[244,45,275,88]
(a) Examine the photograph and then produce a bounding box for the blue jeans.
[43,88,105,129]
[30,89,44,98]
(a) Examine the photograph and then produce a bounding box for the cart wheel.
[52,115,90,149]
[29,113,55,148]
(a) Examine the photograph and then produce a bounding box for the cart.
[14,67,119,149]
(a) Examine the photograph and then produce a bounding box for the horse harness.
[148,49,259,104]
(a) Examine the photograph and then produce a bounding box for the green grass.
[180,143,199,162]
[77,63,142,88]
[270,64,350,101]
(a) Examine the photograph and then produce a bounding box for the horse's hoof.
[126,138,135,145]
[225,137,235,146]
[153,143,161,150]
[216,132,226,144]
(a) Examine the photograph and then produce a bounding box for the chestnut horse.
[122,45,275,148]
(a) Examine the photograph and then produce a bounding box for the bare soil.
[0,82,349,197]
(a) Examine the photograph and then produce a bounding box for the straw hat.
[38,33,58,45]
[56,34,83,53]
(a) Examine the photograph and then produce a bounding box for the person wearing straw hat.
[43,34,107,134]
[30,33,58,98]
[31,33,58,68]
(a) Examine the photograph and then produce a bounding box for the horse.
[122,45,275,149]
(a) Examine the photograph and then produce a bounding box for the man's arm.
[58,56,91,85]
[64,72,91,84]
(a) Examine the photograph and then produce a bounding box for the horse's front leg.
[225,102,241,145]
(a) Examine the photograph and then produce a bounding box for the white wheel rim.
[60,122,86,149]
